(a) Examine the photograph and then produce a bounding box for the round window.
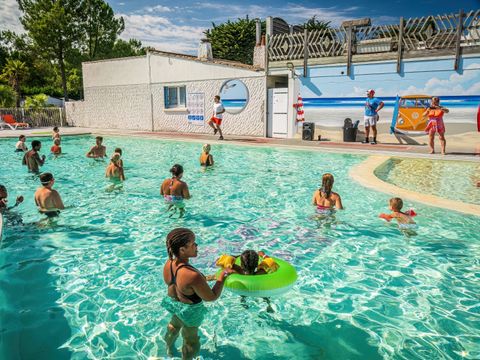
[219,80,249,114]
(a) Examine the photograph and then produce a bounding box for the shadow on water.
[0,227,71,360]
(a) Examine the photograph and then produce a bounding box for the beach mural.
[220,79,248,114]
[298,57,480,134]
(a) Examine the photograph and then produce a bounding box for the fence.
[0,107,66,128]
[268,9,480,62]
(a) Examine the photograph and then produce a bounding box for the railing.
[268,9,480,61]
[0,107,66,128]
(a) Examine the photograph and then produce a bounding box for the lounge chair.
[0,114,30,130]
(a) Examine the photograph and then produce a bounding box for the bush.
[21,85,63,98]
[24,93,48,108]
[0,84,16,107]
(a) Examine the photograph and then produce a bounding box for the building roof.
[148,49,263,71]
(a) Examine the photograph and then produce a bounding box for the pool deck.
[1,126,479,215]
[1,126,478,162]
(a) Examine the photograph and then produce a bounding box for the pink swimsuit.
[425,109,445,134]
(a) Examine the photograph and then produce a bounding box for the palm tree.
[1,59,28,107]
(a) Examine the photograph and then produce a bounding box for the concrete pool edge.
[349,155,480,217]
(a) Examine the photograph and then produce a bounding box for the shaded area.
[0,229,71,360]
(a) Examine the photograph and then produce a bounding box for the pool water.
[0,135,479,360]
[376,157,480,205]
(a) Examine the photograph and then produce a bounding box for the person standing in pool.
[22,140,46,173]
[162,228,232,359]
[34,172,64,217]
[312,173,343,211]
[86,136,106,158]
[161,164,191,217]
[105,152,125,181]
[15,135,27,152]
[207,95,225,140]
[199,144,214,167]
[0,184,24,214]
[363,89,384,145]
[51,138,62,155]
[423,96,449,155]
[52,126,61,141]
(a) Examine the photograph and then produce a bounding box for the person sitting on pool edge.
[216,250,279,275]
[51,138,62,155]
[161,164,191,217]
[379,197,416,225]
[312,173,343,211]
[15,135,28,152]
[22,140,46,173]
[162,228,232,359]
[199,144,214,167]
[105,152,125,181]
[0,184,24,214]
[86,136,106,159]
[34,172,65,217]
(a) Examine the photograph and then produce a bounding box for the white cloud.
[144,5,172,13]
[400,63,480,96]
[118,13,205,54]
[0,0,24,33]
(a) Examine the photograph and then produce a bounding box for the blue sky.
[1,0,479,54]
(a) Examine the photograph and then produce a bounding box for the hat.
[366,89,375,95]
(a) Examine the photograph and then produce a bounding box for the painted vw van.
[390,95,431,134]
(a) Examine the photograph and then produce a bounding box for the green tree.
[1,59,28,107]
[24,93,48,108]
[0,84,16,107]
[302,16,331,31]
[18,0,83,101]
[204,17,264,65]
[79,0,125,60]
[109,38,148,58]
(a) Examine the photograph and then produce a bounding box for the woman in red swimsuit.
[424,96,449,155]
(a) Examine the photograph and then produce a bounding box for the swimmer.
[51,138,62,155]
[160,164,191,217]
[199,144,214,167]
[34,172,64,217]
[379,197,416,225]
[105,152,125,181]
[52,126,61,141]
[216,250,278,275]
[114,147,124,167]
[0,184,24,214]
[312,173,343,211]
[86,136,106,158]
[15,135,27,152]
[22,140,46,173]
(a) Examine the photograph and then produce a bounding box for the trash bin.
[343,117,357,142]
[343,127,357,142]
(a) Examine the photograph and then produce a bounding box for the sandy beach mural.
[299,57,480,134]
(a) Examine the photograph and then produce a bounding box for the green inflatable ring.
[216,256,297,297]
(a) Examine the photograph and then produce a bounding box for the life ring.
[216,256,297,297]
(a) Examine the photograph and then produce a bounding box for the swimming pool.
[0,135,479,359]
[376,157,480,205]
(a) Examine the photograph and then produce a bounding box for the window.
[164,86,186,109]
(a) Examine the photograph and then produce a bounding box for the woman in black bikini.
[162,228,232,359]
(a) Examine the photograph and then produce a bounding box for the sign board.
[187,92,205,126]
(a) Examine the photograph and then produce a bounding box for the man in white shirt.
[207,95,225,140]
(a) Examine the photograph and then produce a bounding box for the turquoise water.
[376,158,480,205]
[1,135,479,360]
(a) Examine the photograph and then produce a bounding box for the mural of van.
[390,95,431,135]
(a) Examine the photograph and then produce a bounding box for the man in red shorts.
[208,95,225,140]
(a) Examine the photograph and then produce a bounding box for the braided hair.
[320,173,334,198]
[240,250,259,275]
[170,164,184,178]
[166,228,195,260]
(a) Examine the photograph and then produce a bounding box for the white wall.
[67,53,266,136]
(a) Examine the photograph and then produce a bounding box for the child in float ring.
[216,250,279,275]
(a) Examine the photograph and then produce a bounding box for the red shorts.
[210,117,222,126]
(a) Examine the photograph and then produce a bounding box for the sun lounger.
[0,114,30,130]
